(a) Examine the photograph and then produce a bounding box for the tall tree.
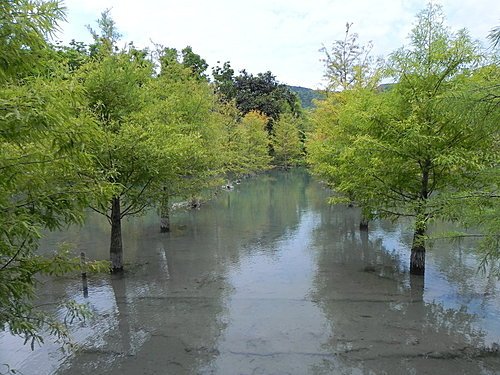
[81,12,157,271]
[83,17,230,252]
[1,0,108,348]
[138,49,227,231]
[308,4,496,275]
[313,21,383,229]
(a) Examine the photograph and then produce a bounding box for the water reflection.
[309,201,500,374]
[0,169,499,374]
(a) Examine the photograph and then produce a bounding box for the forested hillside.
[288,85,325,108]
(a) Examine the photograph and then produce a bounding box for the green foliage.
[212,65,301,132]
[156,45,208,81]
[181,46,209,80]
[1,0,111,351]
[82,52,151,130]
[433,63,500,267]
[0,0,66,81]
[240,111,272,173]
[135,51,227,200]
[272,113,304,169]
[308,3,498,268]
[52,39,91,72]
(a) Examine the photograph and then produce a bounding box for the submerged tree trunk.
[110,196,123,272]
[160,195,170,233]
[409,273,424,302]
[410,227,426,275]
[410,159,430,276]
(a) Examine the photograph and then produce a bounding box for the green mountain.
[288,85,325,109]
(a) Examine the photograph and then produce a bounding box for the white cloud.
[58,0,500,89]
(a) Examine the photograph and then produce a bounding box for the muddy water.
[1,170,500,375]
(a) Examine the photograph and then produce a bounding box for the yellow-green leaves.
[272,113,304,169]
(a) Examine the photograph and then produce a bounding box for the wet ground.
[1,170,499,374]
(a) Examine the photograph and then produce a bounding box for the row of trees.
[307,4,499,275]
[0,1,306,349]
[4,0,496,355]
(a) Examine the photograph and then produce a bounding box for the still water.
[1,170,499,374]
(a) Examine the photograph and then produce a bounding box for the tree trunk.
[410,159,430,276]
[160,196,170,233]
[110,196,123,272]
[359,209,369,231]
[410,227,426,275]
[359,217,369,231]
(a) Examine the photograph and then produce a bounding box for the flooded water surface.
[1,170,500,374]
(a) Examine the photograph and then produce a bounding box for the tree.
[308,4,496,275]
[80,12,158,271]
[272,113,304,169]
[436,63,500,272]
[213,100,253,178]
[181,46,209,80]
[212,65,301,133]
[1,0,109,349]
[313,21,383,229]
[240,111,272,173]
[83,14,230,254]
[212,61,237,101]
[138,49,227,231]
[320,22,383,92]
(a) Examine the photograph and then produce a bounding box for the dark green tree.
[181,46,208,80]
[212,61,237,100]
[212,65,301,132]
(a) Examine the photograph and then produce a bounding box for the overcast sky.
[57,0,499,89]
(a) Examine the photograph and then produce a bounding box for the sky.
[56,0,499,89]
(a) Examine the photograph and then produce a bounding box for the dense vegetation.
[0,0,498,356]
[307,4,499,275]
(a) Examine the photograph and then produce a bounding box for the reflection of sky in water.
[371,219,500,347]
[206,211,333,374]
[1,170,499,374]
[0,280,119,375]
